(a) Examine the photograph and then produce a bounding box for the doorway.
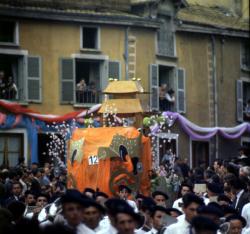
[192,141,209,168]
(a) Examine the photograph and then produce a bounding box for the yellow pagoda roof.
[103,81,144,94]
[99,99,143,114]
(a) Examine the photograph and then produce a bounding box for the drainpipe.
[211,35,219,159]
[124,27,129,80]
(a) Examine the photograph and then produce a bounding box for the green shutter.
[60,58,75,104]
[27,56,42,102]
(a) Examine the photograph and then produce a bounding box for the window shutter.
[149,64,159,111]
[236,80,243,122]
[108,61,121,80]
[27,56,42,102]
[60,58,75,104]
[177,68,186,113]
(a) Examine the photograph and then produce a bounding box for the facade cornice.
[176,21,250,38]
[0,5,160,28]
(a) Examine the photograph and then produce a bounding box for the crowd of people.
[0,147,250,234]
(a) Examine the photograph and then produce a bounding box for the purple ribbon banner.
[159,112,250,140]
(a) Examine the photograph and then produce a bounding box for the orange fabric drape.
[67,127,151,196]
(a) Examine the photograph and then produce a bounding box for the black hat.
[95,191,109,199]
[83,188,96,195]
[105,198,129,214]
[217,194,232,204]
[165,208,183,216]
[207,183,223,194]
[191,216,219,232]
[61,189,84,205]
[112,201,144,228]
[226,214,246,228]
[198,204,224,217]
[141,197,156,212]
[82,199,106,214]
[151,205,169,216]
[118,185,132,194]
[7,201,26,221]
[221,205,238,216]
[152,191,169,200]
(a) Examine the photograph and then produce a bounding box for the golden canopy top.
[103,80,144,94]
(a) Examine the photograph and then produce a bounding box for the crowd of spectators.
[0,146,250,234]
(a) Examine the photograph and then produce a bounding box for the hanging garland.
[143,111,250,140]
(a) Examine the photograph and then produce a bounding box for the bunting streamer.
[0,100,101,123]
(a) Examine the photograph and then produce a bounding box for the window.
[159,65,176,112]
[157,17,176,57]
[237,80,250,122]
[0,133,24,168]
[75,59,100,104]
[241,41,250,70]
[81,26,100,50]
[0,20,18,45]
[0,54,42,102]
[150,64,185,113]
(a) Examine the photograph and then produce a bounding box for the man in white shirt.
[164,193,204,234]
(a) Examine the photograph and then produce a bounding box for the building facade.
[0,0,249,167]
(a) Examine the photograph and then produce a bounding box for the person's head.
[180,183,192,197]
[207,182,223,197]
[161,84,167,89]
[80,79,86,85]
[150,206,168,231]
[213,160,222,172]
[24,190,36,205]
[165,208,183,218]
[11,181,22,197]
[226,215,246,234]
[32,169,42,178]
[83,188,95,199]
[44,167,51,176]
[61,189,84,227]
[217,194,232,206]
[81,200,105,230]
[197,204,224,225]
[140,197,156,225]
[113,207,141,234]
[221,205,238,218]
[95,191,109,206]
[191,216,219,234]
[36,193,48,208]
[7,201,26,222]
[31,163,38,170]
[118,185,132,200]
[152,191,168,207]
[182,193,204,223]
[229,178,246,195]
[239,166,250,178]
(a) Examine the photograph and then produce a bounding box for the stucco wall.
[19,20,155,115]
[176,32,210,126]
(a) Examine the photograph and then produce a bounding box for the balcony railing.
[75,89,100,104]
